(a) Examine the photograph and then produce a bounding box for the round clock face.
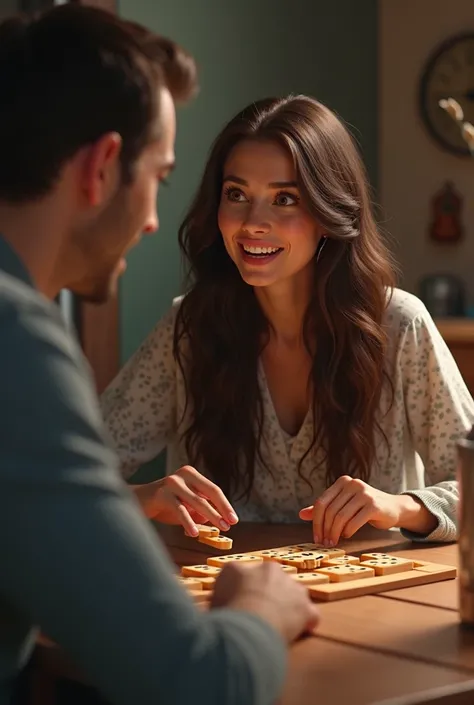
[419,33,474,156]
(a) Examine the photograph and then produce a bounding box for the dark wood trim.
[20,0,55,10]
[77,298,120,395]
[74,0,119,394]
[71,0,116,7]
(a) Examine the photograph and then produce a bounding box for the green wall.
[118,0,378,361]
[117,0,378,480]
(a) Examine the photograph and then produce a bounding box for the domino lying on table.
[179,524,456,603]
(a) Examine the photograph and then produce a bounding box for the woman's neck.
[255,269,313,346]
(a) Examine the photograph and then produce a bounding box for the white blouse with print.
[100,288,474,542]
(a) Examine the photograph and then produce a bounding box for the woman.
[101,95,474,546]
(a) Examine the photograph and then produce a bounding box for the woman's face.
[218,139,323,289]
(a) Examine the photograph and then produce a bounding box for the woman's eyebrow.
[222,175,298,188]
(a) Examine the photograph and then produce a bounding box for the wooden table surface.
[35,523,474,705]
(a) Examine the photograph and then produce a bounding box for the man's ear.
[81,132,123,207]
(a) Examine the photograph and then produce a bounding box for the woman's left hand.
[298,476,405,546]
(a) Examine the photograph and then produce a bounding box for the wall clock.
[419,33,474,156]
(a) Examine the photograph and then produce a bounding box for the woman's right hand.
[133,465,239,536]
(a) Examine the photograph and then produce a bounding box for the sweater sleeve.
[397,305,474,542]
[0,296,287,705]
[100,303,179,479]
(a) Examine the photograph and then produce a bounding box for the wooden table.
[32,523,474,705]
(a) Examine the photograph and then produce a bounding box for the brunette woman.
[101,95,474,546]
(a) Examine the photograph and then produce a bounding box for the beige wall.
[379,0,474,309]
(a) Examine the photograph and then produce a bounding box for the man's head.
[0,5,197,301]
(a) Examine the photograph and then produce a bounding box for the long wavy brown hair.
[174,95,396,501]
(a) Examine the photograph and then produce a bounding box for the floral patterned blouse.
[100,288,474,542]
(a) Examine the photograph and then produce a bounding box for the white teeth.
[242,245,280,255]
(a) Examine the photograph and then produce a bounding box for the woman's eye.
[274,191,299,207]
[224,187,246,202]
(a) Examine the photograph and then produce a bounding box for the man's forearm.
[0,474,286,705]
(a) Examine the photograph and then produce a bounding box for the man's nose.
[143,213,159,235]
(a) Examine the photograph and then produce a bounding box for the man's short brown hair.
[0,4,197,202]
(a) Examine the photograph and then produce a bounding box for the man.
[0,5,319,705]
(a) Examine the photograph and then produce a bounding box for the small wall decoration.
[429,181,463,243]
[439,97,474,154]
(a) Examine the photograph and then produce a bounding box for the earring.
[316,237,327,263]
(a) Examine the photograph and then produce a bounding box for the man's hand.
[211,561,320,644]
[133,465,238,536]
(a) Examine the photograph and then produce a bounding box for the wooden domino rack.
[178,526,456,604]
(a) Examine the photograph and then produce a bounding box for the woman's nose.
[242,202,271,235]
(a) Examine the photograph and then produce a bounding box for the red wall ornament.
[429,180,463,243]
